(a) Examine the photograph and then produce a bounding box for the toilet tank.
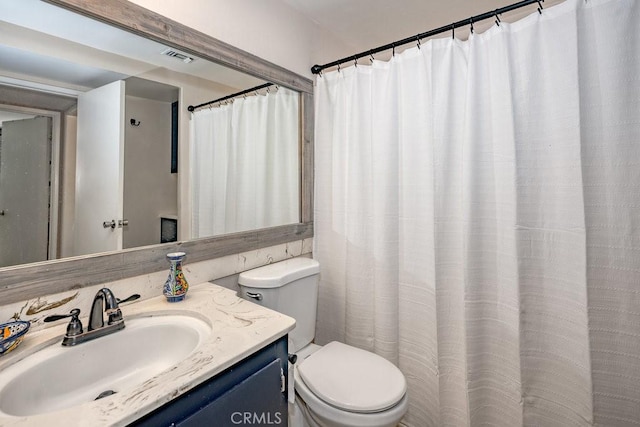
[238,258,320,353]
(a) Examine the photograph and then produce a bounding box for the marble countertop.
[0,283,295,427]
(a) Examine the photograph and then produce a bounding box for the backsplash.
[0,238,312,334]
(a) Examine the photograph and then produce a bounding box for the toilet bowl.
[238,258,408,427]
[291,342,408,427]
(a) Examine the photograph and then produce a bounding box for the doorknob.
[103,220,116,229]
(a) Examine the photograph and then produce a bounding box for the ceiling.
[0,0,264,96]
[1,0,569,92]
[282,0,566,58]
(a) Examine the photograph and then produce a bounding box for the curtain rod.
[187,82,274,112]
[310,0,544,75]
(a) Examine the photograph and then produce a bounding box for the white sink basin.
[0,314,211,417]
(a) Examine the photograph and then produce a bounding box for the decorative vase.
[163,252,189,302]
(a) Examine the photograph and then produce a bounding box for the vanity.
[0,0,311,425]
[0,284,295,426]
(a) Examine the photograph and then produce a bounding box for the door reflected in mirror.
[0,0,301,268]
[0,114,51,268]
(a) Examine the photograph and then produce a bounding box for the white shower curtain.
[314,0,640,426]
[191,87,299,237]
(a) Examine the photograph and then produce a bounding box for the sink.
[0,314,211,417]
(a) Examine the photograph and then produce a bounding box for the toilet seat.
[294,360,409,427]
[297,341,406,413]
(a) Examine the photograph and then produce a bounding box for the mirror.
[0,0,312,305]
[0,0,309,269]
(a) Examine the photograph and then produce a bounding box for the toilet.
[238,257,408,427]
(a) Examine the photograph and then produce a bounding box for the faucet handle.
[103,294,140,326]
[116,294,141,305]
[107,294,140,325]
[44,308,84,337]
[44,308,80,323]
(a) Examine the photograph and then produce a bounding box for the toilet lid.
[297,341,406,413]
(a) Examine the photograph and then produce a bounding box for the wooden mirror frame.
[0,0,313,305]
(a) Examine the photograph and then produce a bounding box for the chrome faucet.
[44,288,140,346]
[89,288,122,331]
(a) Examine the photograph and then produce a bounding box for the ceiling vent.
[161,48,194,64]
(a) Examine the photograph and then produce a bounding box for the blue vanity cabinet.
[130,336,288,427]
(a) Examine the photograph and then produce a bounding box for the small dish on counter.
[0,320,30,356]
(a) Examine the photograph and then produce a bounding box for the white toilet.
[238,257,408,427]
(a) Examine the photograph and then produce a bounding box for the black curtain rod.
[187,82,274,112]
[311,0,544,75]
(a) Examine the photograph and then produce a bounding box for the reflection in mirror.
[190,84,300,238]
[0,110,52,267]
[0,0,301,268]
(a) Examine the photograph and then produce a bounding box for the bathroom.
[0,0,638,426]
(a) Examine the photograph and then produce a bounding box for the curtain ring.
[470,18,474,34]
[337,63,341,73]
[416,36,421,49]
[369,52,375,63]
[354,56,358,67]
[495,11,501,26]
[451,24,455,39]
[537,0,544,14]
[392,43,396,57]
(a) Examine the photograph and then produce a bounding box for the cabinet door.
[129,336,288,427]
[179,359,285,427]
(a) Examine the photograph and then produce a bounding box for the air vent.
[161,48,194,64]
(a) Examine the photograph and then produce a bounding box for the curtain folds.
[314,0,640,425]
[190,87,299,237]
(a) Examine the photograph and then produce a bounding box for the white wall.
[128,0,351,78]
[123,95,178,248]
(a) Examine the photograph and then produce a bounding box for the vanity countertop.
[0,283,295,427]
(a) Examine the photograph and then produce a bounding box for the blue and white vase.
[163,252,189,302]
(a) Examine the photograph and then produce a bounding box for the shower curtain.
[190,87,299,237]
[314,0,640,425]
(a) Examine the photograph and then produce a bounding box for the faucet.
[89,288,122,331]
[44,288,140,346]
